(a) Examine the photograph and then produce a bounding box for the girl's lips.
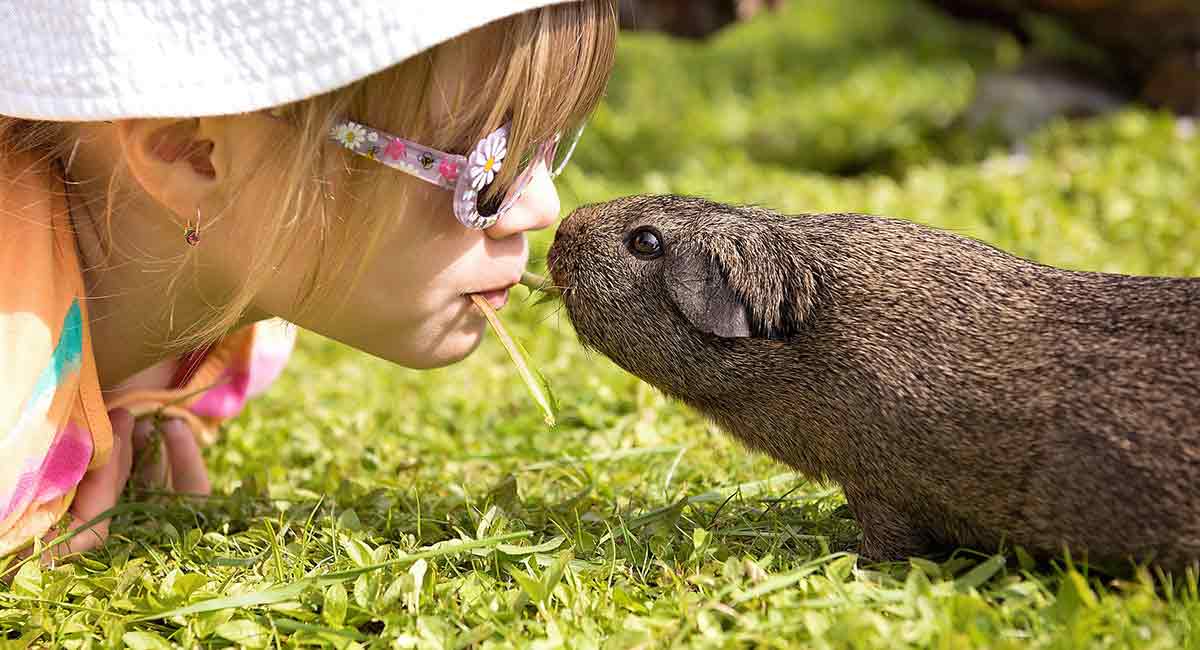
[472,286,512,310]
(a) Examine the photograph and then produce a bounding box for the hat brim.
[0,1,578,121]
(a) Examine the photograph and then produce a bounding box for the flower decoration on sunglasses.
[438,158,460,184]
[468,130,506,191]
[328,117,582,230]
[333,122,367,148]
[384,138,406,161]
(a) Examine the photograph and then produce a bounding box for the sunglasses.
[329,118,585,230]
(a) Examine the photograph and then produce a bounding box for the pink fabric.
[0,422,91,523]
[0,463,38,524]
[189,370,249,419]
[244,333,293,397]
[189,327,293,419]
[34,422,91,501]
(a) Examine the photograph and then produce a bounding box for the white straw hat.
[0,1,576,121]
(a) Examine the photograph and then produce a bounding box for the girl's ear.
[115,118,226,218]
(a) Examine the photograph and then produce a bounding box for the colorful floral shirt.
[0,153,294,556]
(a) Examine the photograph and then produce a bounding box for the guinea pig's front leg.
[843,487,934,562]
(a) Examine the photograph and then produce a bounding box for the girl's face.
[286,159,560,370]
[244,42,563,369]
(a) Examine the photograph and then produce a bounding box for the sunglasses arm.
[330,120,468,191]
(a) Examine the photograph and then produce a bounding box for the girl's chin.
[399,313,488,369]
[431,333,487,368]
[355,299,489,369]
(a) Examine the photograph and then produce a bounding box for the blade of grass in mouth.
[519,271,561,306]
[470,293,558,426]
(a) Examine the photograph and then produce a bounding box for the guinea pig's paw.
[844,495,933,562]
[856,524,941,564]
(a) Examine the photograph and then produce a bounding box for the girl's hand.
[21,408,137,562]
[17,409,210,567]
[56,408,136,554]
[131,415,212,495]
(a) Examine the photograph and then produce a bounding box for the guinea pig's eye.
[627,227,664,260]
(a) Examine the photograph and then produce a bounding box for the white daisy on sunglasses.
[468,130,507,191]
[333,122,368,149]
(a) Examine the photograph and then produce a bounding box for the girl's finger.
[131,416,169,490]
[162,419,211,495]
[56,410,135,556]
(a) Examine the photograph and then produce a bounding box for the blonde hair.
[0,0,617,353]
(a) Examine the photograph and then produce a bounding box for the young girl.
[0,1,617,561]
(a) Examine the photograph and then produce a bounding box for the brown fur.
[547,194,1200,571]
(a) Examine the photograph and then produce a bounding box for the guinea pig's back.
[777,213,1200,565]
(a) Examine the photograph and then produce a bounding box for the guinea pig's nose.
[548,207,592,285]
[551,209,587,251]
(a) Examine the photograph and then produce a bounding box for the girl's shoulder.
[0,152,109,556]
[0,152,95,413]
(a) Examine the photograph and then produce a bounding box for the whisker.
[534,284,573,326]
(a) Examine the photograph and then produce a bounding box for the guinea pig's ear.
[667,228,819,340]
[665,252,753,338]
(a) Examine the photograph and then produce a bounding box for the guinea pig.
[546,194,1200,572]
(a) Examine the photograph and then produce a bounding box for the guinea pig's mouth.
[517,272,562,300]
[546,204,597,304]
[546,232,575,296]
[545,261,576,311]
[546,247,562,283]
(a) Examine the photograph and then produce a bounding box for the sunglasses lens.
[477,191,505,218]
[550,122,586,177]
[469,166,532,224]
[457,122,586,228]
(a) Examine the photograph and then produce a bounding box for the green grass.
[4,0,1200,646]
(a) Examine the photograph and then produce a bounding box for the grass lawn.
[3,0,1199,647]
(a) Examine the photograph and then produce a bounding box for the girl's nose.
[484,162,560,240]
